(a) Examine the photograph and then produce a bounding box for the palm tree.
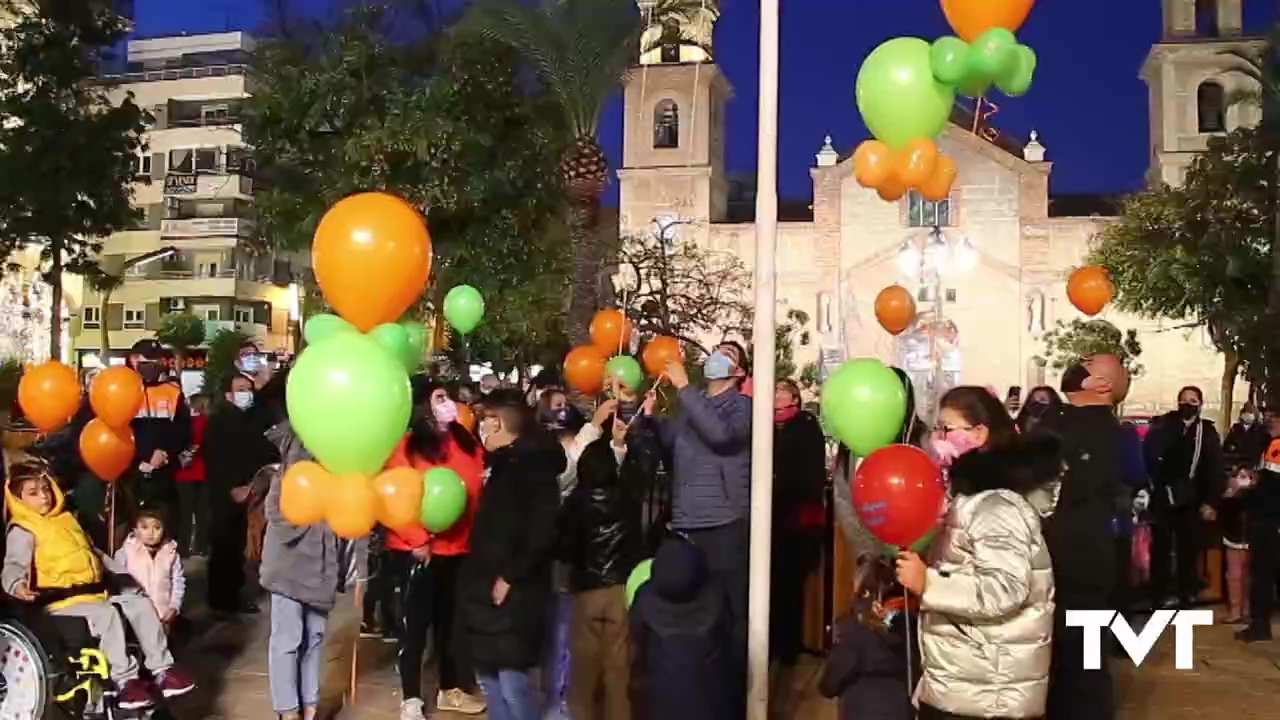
[459,0,708,343]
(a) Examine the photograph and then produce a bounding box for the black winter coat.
[1144,412,1224,511]
[818,609,915,720]
[630,579,733,720]
[457,435,566,673]
[1224,422,1269,471]
[560,433,647,593]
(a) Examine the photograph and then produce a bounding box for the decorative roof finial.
[1023,130,1046,163]
[816,135,838,167]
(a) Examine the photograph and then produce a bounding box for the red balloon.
[852,444,946,548]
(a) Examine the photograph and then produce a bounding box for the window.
[906,190,952,227]
[660,21,680,63]
[196,262,218,278]
[194,148,219,172]
[168,148,193,173]
[200,104,230,124]
[234,305,252,323]
[916,286,931,302]
[123,308,144,330]
[1197,81,1226,133]
[945,288,957,303]
[196,305,220,322]
[130,153,152,178]
[654,99,679,149]
[82,306,101,329]
[1196,0,1219,36]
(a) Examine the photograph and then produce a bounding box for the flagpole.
[747,0,780,713]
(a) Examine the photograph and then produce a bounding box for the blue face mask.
[703,351,735,381]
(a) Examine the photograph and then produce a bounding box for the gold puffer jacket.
[918,438,1058,719]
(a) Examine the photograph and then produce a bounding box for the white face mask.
[1242,413,1257,425]
[231,391,254,410]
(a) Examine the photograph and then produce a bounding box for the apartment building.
[73,31,300,371]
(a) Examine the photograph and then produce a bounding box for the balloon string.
[904,582,914,700]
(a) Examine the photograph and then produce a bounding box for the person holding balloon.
[125,339,193,511]
[382,377,487,719]
[895,387,1058,720]
[456,391,566,720]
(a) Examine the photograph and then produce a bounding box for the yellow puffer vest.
[5,480,105,610]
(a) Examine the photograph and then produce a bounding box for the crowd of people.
[3,334,1278,720]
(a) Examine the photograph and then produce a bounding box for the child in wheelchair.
[2,459,195,711]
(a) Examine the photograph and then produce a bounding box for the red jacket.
[384,433,484,556]
[174,414,207,483]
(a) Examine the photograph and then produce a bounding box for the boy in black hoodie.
[629,537,732,720]
[459,391,566,720]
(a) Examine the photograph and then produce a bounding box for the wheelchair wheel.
[0,620,53,719]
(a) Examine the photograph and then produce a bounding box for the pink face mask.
[432,399,459,429]
[928,429,984,467]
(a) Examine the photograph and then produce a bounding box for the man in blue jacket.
[642,340,752,715]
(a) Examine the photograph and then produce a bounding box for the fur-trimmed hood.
[948,433,1064,501]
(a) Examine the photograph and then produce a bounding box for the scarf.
[123,534,177,614]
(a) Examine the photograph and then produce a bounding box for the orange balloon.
[1067,265,1114,317]
[589,309,633,355]
[898,138,940,188]
[641,336,684,376]
[852,140,894,189]
[78,419,135,482]
[564,345,607,396]
[941,0,1035,42]
[918,153,958,202]
[373,467,425,532]
[89,366,144,429]
[456,403,476,432]
[875,285,918,335]
[326,474,379,539]
[18,361,81,433]
[312,192,433,332]
[877,174,908,202]
[281,461,331,526]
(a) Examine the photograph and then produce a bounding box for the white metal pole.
[747,0,779,713]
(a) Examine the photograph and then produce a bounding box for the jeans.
[268,593,329,713]
[477,669,540,720]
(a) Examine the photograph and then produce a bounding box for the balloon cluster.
[284,192,475,539]
[820,357,946,550]
[563,309,681,396]
[852,1,1040,202]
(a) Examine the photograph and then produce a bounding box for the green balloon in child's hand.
[626,558,653,608]
[420,467,468,533]
[605,355,644,392]
[443,285,485,335]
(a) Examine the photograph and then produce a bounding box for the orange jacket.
[383,433,485,556]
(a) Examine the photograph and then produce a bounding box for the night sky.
[140,0,1279,201]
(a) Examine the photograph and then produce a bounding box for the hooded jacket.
[259,421,346,611]
[383,432,485,555]
[3,480,106,610]
[917,438,1057,719]
[457,434,566,672]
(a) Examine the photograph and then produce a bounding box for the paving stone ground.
[165,562,1280,719]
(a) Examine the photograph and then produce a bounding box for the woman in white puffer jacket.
[897,386,1059,720]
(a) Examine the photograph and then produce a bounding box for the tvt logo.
[1064,609,1213,670]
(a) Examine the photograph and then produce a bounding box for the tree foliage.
[1089,127,1276,408]
[245,1,567,368]
[615,222,752,352]
[1041,319,1144,377]
[203,328,250,399]
[0,1,149,359]
[774,309,810,383]
[156,313,207,358]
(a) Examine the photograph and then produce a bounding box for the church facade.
[616,0,1258,418]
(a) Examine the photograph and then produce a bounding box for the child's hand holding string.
[895,551,927,596]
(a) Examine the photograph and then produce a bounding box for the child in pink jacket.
[114,507,186,626]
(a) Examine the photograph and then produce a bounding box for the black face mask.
[137,364,163,384]
[617,401,638,424]
[1178,402,1200,420]
[1027,400,1050,416]
[1060,363,1090,394]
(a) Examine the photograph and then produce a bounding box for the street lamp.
[93,245,179,356]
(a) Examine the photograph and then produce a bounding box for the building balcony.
[103,63,249,85]
[160,217,253,240]
[163,172,252,199]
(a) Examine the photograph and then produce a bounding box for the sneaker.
[400,698,428,720]
[359,622,380,639]
[116,678,155,710]
[437,688,486,715]
[157,667,196,698]
[1236,626,1273,643]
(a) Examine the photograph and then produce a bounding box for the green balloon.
[820,358,907,457]
[369,323,416,372]
[957,77,991,99]
[401,321,427,371]
[929,36,969,86]
[626,558,653,608]
[605,355,643,392]
[969,28,1018,81]
[856,37,956,150]
[303,313,356,346]
[286,332,412,476]
[443,285,485,335]
[995,44,1037,98]
[420,466,468,533]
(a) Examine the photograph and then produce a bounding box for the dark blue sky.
[139,0,1278,200]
